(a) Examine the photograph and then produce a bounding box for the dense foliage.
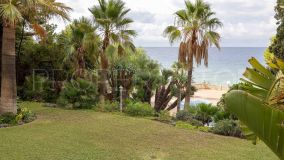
[125,100,155,117]
[194,103,219,125]
[210,120,243,138]
[18,75,57,102]
[175,103,242,137]
[57,79,99,109]
[269,0,284,60]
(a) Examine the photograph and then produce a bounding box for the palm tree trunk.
[99,31,110,103]
[99,54,108,103]
[0,26,17,114]
[184,50,194,109]
[184,30,197,110]
[177,87,181,112]
[76,48,85,78]
[0,23,3,94]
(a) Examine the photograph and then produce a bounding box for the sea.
[144,47,266,86]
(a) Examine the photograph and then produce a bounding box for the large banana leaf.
[239,78,268,99]
[249,57,275,80]
[241,58,275,97]
[225,90,284,159]
[243,68,273,90]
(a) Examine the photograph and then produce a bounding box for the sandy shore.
[192,83,228,104]
[168,83,228,116]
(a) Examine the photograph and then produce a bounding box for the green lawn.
[0,102,278,160]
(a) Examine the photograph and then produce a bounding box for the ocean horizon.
[143,47,266,85]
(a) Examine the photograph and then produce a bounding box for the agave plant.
[224,57,284,159]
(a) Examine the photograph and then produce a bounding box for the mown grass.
[0,102,279,160]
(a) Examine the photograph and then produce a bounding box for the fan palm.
[60,17,101,78]
[0,0,71,114]
[89,0,137,102]
[164,0,222,108]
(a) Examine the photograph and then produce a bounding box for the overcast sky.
[55,0,277,47]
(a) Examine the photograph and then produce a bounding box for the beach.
[165,83,228,116]
[193,83,228,105]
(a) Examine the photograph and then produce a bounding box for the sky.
[54,0,277,47]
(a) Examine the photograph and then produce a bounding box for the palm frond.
[31,23,46,39]
[205,31,221,49]
[90,0,135,48]
[116,17,133,28]
[163,26,181,44]
[175,9,187,21]
[37,0,72,21]
[164,0,222,69]
[0,2,22,26]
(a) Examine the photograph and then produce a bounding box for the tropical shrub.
[16,108,36,123]
[125,101,155,117]
[175,110,203,127]
[194,103,219,125]
[0,108,36,127]
[188,118,203,127]
[57,79,99,109]
[156,110,172,122]
[94,101,119,112]
[213,110,232,123]
[210,120,243,138]
[175,110,192,121]
[0,113,17,125]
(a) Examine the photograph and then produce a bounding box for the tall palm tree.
[164,0,222,108]
[0,0,71,114]
[60,17,101,78]
[89,0,137,102]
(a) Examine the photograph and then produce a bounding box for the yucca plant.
[224,57,284,159]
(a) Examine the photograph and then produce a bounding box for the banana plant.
[225,91,284,159]
[225,57,284,159]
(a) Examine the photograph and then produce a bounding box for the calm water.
[144,47,266,85]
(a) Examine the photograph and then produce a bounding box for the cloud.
[54,0,277,47]
[128,11,155,23]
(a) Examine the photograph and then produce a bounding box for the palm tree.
[60,17,101,78]
[89,0,137,102]
[164,0,222,108]
[172,62,187,112]
[0,0,71,114]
